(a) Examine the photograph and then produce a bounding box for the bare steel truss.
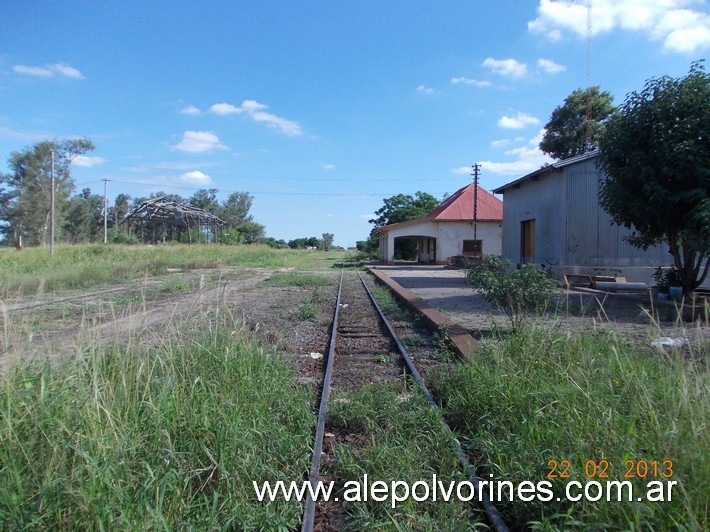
[120,197,227,243]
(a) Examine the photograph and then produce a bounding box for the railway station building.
[373,182,503,265]
[492,151,674,283]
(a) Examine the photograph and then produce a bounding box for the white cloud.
[247,102,302,137]
[491,139,510,148]
[417,84,435,94]
[322,163,335,170]
[529,0,710,54]
[482,57,528,78]
[479,130,554,177]
[451,77,493,87]
[655,8,710,53]
[451,166,474,175]
[173,131,228,153]
[52,63,83,79]
[13,62,83,79]
[72,155,106,167]
[497,111,541,129]
[537,58,566,74]
[180,105,201,115]
[209,100,302,136]
[360,213,376,221]
[0,125,50,141]
[180,170,212,185]
[209,102,242,115]
[241,100,268,113]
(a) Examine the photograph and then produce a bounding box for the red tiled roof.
[372,183,502,235]
[426,183,502,221]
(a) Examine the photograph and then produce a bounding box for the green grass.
[430,326,709,530]
[327,384,484,530]
[259,271,337,288]
[369,284,422,325]
[161,280,191,293]
[257,271,337,322]
[0,244,350,297]
[0,309,314,529]
[293,287,334,322]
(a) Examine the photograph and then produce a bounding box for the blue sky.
[1,1,708,247]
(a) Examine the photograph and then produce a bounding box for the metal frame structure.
[119,197,227,244]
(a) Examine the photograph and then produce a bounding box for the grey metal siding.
[563,158,672,268]
[498,170,565,266]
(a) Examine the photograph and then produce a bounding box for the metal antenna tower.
[584,0,593,149]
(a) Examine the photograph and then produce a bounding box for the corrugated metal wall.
[563,158,672,268]
[499,171,566,266]
[499,155,676,282]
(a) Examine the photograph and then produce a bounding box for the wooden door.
[521,219,536,263]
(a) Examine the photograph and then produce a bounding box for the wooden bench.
[563,274,618,288]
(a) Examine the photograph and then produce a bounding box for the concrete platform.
[368,265,480,360]
[368,263,709,352]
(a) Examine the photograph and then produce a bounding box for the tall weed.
[431,326,708,529]
[0,310,314,528]
[0,244,349,296]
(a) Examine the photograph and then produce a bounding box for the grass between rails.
[0,309,314,529]
[327,384,485,530]
[0,244,352,297]
[430,326,709,530]
[260,271,338,322]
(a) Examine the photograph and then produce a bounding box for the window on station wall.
[462,239,482,256]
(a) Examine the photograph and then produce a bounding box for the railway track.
[301,269,508,532]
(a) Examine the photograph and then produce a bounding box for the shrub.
[107,227,140,245]
[466,255,557,330]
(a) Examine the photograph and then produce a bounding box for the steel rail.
[300,270,508,532]
[357,271,508,532]
[301,269,343,532]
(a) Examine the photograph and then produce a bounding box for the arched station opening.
[393,235,437,263]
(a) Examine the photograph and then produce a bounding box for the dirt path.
[0,269,276,371]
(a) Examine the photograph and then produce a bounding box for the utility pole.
[471,163,480,243]
[103,178,108,243]
[50,150,55,256]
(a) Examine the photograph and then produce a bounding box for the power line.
[205,172,454,183]
[98,178,453,199]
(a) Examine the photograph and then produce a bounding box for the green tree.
[63,188,104,243]
[235,220,265,244]
[598,62,710,296]
[110,193,132,226]
[217,191,265,244]
[259,237,287,248]
[188,188,220,214]
[321,233,334,251]
[540,86,615,160]
[356,236,379,256]
[133,192,184,206]
[288,236,321,249]
[369,192,439,228]
[288,238,306,249]
[0,138,95,247]
[221,191,254,226]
